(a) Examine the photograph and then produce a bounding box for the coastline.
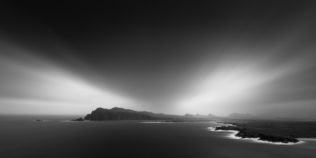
[208,122,304,145]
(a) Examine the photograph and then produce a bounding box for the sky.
[0,1,316,119]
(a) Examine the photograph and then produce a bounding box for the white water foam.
[227,130,304,145]
[207,122,304,145]
[207,127,216,131]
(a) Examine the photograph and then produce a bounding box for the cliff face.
[84,107,157,121]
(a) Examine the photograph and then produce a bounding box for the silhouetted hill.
[83,107,215,121]
[84,107,156,120]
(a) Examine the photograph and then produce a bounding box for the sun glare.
[176,66,263,115]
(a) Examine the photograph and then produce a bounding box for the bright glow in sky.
[175,57,311,116]
[0,50,136,115]
[178,70,258,113]
[1,40,315,118]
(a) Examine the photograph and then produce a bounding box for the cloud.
[0,43,136,114]
[175,53,314,116]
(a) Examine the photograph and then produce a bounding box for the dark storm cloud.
[1,1,316,118]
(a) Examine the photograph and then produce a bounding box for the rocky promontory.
[215,126,299,143]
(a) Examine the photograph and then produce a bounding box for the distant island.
[74,107,217,122]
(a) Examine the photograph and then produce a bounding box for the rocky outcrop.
[215,126,299,143]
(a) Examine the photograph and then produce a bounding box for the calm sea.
[0,115,315,158]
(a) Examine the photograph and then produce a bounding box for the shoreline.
[208,123,304,145]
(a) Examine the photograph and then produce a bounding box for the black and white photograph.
[0,0,316,158]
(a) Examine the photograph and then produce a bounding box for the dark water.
[0,116,315,158]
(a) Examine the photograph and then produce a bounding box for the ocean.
[0,115,315,158]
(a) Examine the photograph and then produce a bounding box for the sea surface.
[0,115,315,158]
